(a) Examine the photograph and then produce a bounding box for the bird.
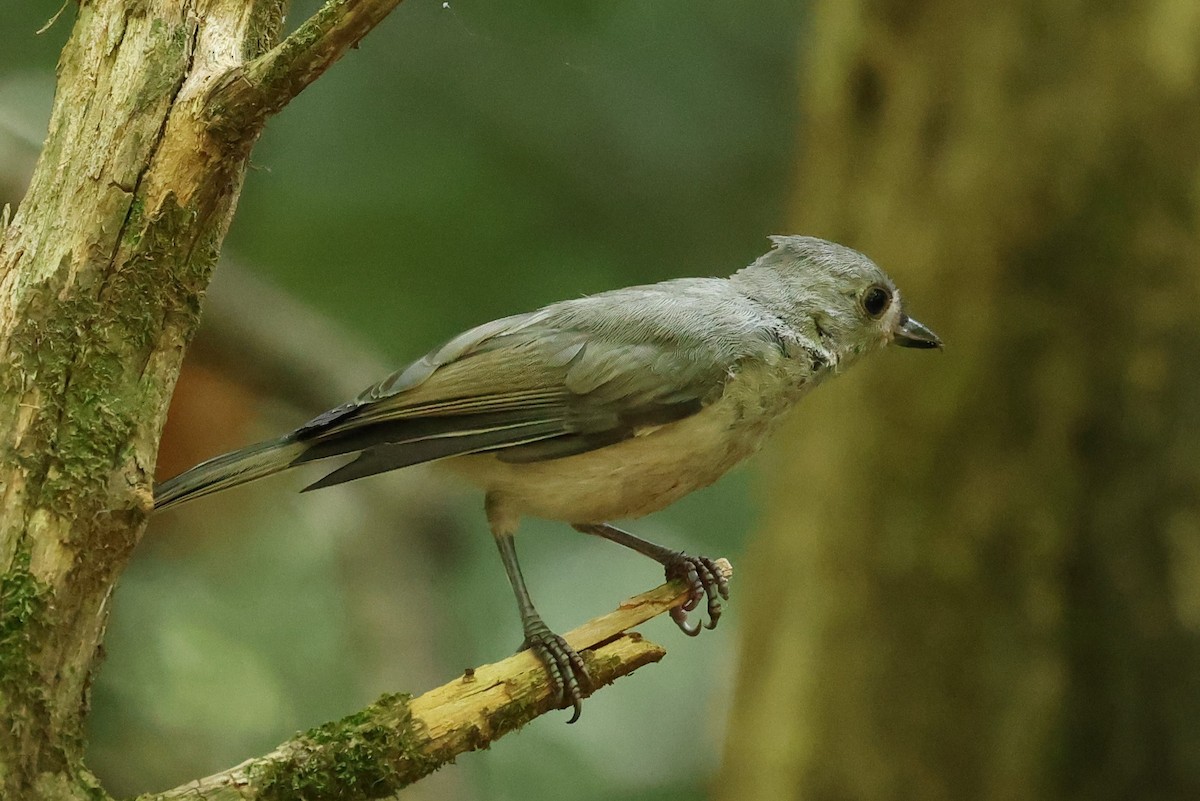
[153,235,941,722]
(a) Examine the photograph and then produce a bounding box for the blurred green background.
[5,1,1200,800]
[4,1,803,799]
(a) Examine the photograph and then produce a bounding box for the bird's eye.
[862,285,890,318]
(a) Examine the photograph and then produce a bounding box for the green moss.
[484,692,541,737]
[0,548,48,687]
[121,196,146,247]
[132,21,189,114]
[8,277,136,518]
[244,0,287,59]
[2,194,216,522]
[461,725,489,752]
[582,650,621,678]
[31,769,111,801]
[0,546,58,784]
[254,693,449,801]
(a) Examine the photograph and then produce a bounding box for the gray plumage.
[153,235,938,514]
[152,435,306,510]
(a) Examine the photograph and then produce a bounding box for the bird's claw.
[664,553,730,634]
[670,604,702,636]
[521,627,591,723]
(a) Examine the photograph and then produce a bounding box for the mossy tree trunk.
[0,2,402,798]
[719,2,1200,800]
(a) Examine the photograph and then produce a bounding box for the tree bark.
[0,1,402,797]
[718,2,1200,800]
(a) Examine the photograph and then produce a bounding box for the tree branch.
[209,0,408,131]
[153,559,732,801]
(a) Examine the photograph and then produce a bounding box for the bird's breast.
[443,360,810,523]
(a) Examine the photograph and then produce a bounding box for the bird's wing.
[291,279,784,490]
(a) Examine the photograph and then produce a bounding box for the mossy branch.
[209,0,408,131]
[151,559,732,801]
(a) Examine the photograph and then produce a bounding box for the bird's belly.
[443,397,775,523]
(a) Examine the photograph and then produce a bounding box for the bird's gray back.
[353,277,785,409]
[288,277,793,487]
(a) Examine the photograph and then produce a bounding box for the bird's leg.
[489,497,590,723]
[572,523,730,636]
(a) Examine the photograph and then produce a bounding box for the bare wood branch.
[209,0,408,131]
[153,559,733,801]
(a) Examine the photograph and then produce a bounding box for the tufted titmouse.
[154,235,941,720]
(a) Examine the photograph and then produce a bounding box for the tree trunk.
[0,1,381,796]
[718,2,1200,800]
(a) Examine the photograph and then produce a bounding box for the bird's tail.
[153,435,308,512]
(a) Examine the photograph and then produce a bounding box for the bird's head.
[733,235,942,369]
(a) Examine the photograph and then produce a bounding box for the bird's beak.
[892,314,943,349]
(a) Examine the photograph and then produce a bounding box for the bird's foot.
[663,553,730,636]
[520,624,591,723]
